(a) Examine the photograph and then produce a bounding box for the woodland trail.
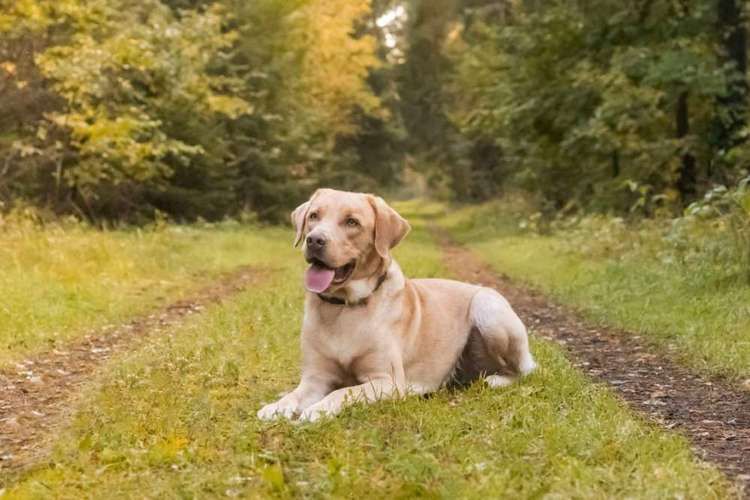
[434,228,750,496]
[3,231,749,496]
[0,266,266,478]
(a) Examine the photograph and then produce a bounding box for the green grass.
[0,219,289,365]
[2,218,733,498]
[441,201,750,382]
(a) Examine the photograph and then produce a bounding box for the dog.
[258,189,536,422]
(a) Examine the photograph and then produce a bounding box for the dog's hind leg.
[468,288,536,386]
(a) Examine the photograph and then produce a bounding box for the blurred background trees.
[1,0,749,222]
[0,0,393,221]
[438,0,749,214]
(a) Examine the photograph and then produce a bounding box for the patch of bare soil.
[437,231,750,496]
[0,266,265,477]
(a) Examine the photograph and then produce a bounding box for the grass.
[440,201,750,382]
[1,214,733,498]
[0,218,289,366]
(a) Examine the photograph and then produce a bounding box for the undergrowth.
[442,192,750,381]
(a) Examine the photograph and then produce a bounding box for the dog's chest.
[305,305,389,369]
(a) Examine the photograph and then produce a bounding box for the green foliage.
[223,0,398,217]
[36,1,244,201]
[442,198,750,380]
[3,0,750,235]
[396,0,476,199]
[0,0,395,222]
[442,0,736,212]
[684,176,750,281]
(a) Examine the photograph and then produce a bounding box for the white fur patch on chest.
[302,260,407,371]
[345,278,373,303]
[304,297,392,367]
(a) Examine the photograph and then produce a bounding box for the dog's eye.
[346,218,359,227]
[309,212,318,221]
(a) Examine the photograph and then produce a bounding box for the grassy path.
[0,213,735,498]
[435,225,750,493]
[0,266,265,475]
[0,222,287,366]
[439,201,750,383]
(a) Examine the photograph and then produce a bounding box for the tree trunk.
[611,150,620,178]
[676,91,697,200]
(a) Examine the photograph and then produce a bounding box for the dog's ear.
[291,200,311,247]
[291,189,325,247]
[292,189,326,247]
[368,195,411,259]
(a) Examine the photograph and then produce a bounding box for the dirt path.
[436,230,750,496]
[0,266,265,477]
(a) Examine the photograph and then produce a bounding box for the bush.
[684,178,750,282]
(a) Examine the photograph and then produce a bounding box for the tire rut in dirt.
[0,266,266,476]
[436,230,750,496]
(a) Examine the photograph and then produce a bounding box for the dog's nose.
[306,234,327,250]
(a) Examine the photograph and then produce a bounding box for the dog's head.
[291,188,411,294]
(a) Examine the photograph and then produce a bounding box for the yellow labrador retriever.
[258,189,536,422]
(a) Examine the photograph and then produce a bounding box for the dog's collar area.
[317,272,388,306]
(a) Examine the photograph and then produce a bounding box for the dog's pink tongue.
[305,264,335,293]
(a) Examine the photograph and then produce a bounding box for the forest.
[1,0,748,222]
[2,1,750,497]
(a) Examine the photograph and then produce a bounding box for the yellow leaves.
[30,0,246,191]
[0,0,95,34]
[207,95,254,119]
[0,61,26,88]
[288,0,383,139]
[78,114,142,145]
[0,61,16,76]
[47,108,193,185]
[0,0,48,32]
[3,0,384,214]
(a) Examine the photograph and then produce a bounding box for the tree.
[0,0,392,222]
[435,0,730,212]
[712,0,748,179]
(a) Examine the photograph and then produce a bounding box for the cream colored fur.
[258,189,536,422]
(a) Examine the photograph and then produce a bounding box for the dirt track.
[0,266,265,478]
[436,230,750,496]
[3,236,749,495]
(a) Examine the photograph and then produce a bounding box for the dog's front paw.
[257,399,297,421]
[298,403,332,423]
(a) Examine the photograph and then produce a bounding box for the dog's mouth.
[304,258,356,293]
